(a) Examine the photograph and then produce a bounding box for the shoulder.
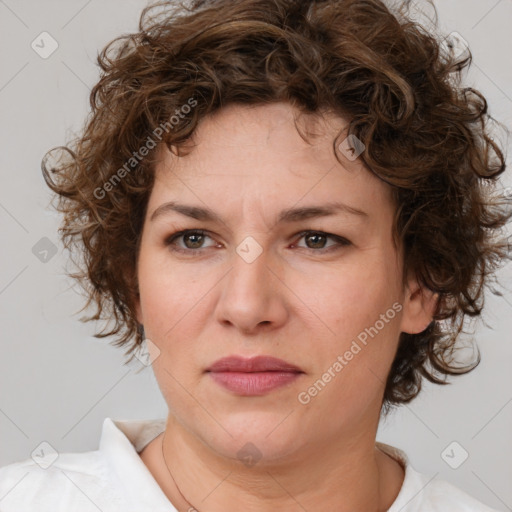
[0,450,125,511]
[416,476,500,511]
[0,417,172,512]
[378,442,499,512]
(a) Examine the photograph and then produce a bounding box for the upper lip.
[206,355,303,373]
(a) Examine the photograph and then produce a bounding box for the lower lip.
[208,371,302,395]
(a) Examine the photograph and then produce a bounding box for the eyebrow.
[150,200,369,225]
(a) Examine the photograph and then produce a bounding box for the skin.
[135,102,437,511]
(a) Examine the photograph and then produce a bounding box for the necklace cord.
[160,431,387,511]
[161,430,200,511]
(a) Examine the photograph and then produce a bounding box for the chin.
[195,409,306,465]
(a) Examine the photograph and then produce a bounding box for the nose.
[214,243,289,335]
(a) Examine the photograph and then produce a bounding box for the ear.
[125,263,143,325]
[399,272,439,334]
[134,296,143,325]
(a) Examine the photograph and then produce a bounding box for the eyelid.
[292,230,352,250]
[165,229,217,251]
[164,228,352,255]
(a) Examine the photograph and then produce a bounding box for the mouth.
[205,355,304,396]
[206,355,303,373]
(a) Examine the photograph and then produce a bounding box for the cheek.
[136,251,216,387]
[295,259,396,338]
[138,271,171,337]
[295,258,401,392]
[137,243,204,329]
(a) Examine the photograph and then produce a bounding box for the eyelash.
[164,229,351,256]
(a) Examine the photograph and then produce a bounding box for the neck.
[151,414,403,512]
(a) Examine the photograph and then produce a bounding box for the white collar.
[99,417,174,511]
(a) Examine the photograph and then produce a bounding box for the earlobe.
[135,301,143,325]
[132,282,143,325]
[399,277,439,335]
[128,269,143,325]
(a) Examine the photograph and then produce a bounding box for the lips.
[206,356,304,396]
[206,355,303,373]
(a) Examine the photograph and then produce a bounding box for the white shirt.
[0,417,498,511]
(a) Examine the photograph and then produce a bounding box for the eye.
[165,229,218,254]
[292,230,351,253]
[164,229,351,256]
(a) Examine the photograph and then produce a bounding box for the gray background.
[1,0,511,510]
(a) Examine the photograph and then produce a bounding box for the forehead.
[149,103,395,222]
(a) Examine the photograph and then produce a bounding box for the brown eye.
[304,233,328,249]
[293,231,351,253]
[182,232,206,249]
[165,229,216,254]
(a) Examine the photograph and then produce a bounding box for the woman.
[1,0,509,510]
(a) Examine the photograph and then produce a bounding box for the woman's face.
[135,102,432,462]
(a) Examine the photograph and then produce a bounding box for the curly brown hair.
[41,0,512,411]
